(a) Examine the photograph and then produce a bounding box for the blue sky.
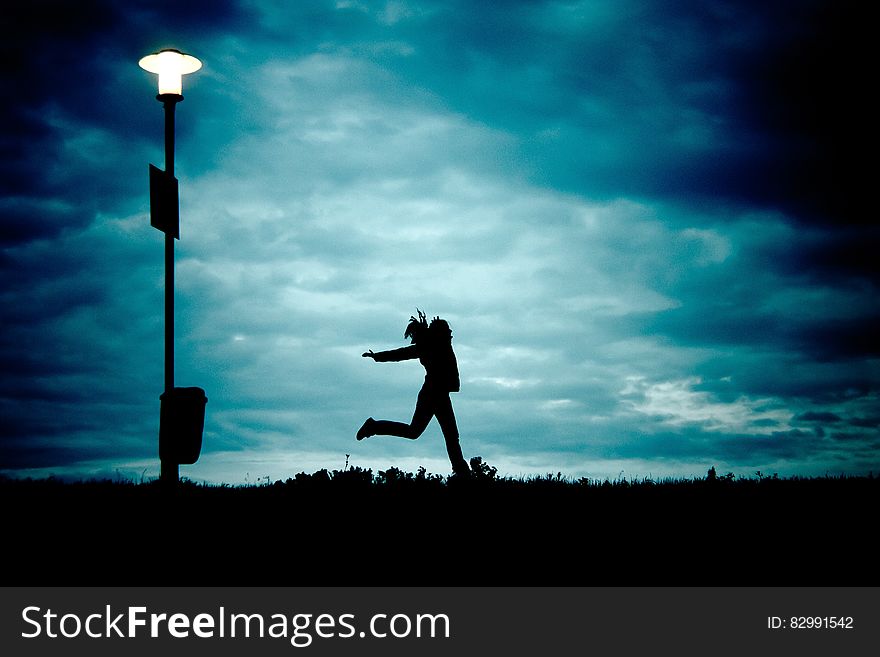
[2,0,877,483]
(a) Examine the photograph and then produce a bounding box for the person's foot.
[356,417,375,440]
[452,465,472,479]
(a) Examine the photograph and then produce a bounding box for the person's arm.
[363,345,419,362]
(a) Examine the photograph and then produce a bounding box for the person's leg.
[362,386,434,439]
[434,393,469,476]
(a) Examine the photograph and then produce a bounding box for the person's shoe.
[356,418,375,440]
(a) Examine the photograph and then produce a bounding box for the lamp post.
[140,49,204,485]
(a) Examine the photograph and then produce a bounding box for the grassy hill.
[3,462,876,586]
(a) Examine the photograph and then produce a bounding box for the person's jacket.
[372,341,460,393]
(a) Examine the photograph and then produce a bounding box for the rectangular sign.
[149,164,179,239]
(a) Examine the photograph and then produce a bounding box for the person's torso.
[418,343,460,392]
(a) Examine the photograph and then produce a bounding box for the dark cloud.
[730,0,873,225]
[8,0,871,234]
[848,417,880,429]
[642,304,880,363]
[795,412,843,424]
[357,0,875,226]
[1,0,254,200]
[754,226,880,286]
[0,199,88,246]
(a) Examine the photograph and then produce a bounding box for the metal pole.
[160,96,179,485]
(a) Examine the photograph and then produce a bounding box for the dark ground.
[3,469,876,586]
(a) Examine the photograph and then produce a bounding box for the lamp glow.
[139,49,202,96]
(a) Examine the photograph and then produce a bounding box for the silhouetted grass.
[2,463,876,586]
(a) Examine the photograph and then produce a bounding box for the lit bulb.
[139,49,202,96]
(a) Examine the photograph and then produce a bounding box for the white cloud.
[620,376,793,435]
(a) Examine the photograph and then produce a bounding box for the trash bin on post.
[159,387,207,465]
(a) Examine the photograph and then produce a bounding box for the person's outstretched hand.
[362,350,375,359]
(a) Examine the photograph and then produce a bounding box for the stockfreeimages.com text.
[22,605,451,647]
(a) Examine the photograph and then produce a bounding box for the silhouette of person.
[358,310,470,477]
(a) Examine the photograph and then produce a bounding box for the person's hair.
[404,309,428,342]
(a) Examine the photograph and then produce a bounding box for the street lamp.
[140,48,207,485]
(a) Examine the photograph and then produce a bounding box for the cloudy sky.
[2,0,877,483]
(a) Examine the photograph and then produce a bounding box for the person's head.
[429,317,453,344]
[404,309,428,343]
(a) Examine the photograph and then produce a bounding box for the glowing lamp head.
[139,49,202,97]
